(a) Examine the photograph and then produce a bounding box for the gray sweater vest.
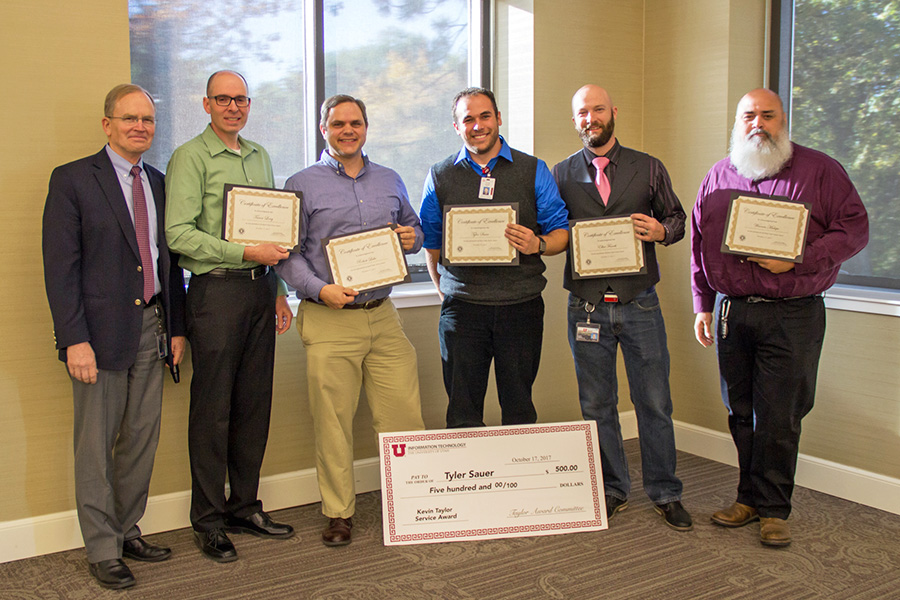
[432,149,547,305]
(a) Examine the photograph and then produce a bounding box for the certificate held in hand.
[323,225,411,292]
[569,216,646,279]
[222,184,302,252]
[722,192,810,263]
[441,203,520,266]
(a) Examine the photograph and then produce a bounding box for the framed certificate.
[222,184,302,252]
[323,225,410,292]
[379,421,606,545]
[570,216,646,279]
[441,203,519,266]
[722,192,810,262]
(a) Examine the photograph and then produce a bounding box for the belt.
[201,265,269,280]
[310,297,387,310]
[729,294,819,304]
[144,294,159,307]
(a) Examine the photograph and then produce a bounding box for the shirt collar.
[454,135,513,169]
[319,149,370,176]
[105,144,144,176]
[200,123,255,158]
[581,139,621,168]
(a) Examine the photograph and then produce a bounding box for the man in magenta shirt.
[691,88,868,547]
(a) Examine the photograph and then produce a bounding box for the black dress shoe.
[655,500,694,531]
[194,528,238,563]
[322,517,352,547]
[123,536,172,562]
[89,558,135,589]
[606,495,629,521]
[225,510,295,539]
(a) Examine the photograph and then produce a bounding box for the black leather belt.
[310,297,387,310]
[201,265,269,280]
[145,294,159,307]
[730,294,818,303]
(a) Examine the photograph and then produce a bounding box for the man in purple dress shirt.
[691,88,868,547]
[274,95,424,547]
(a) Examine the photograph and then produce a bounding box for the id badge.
[478,177,496,200]
[156,333,169,360]
[575,322,600,343]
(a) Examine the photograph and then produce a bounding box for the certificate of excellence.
[441,203,519,266]
[222,184,302,252]
[722,192,810,262]
[570,216,645,279]
[323,226,410,292]
[379,421,607,545]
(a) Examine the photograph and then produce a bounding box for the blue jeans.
[440,295,543,428]
[567,288,682,504]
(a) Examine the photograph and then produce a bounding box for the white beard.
[729,124,793,181]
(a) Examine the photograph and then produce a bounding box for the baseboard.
[0,458,382,565]
[671,418,900,516]
[3,418,898,564]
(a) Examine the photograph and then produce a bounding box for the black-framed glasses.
[106,115,156,126]
[208,95,251,107]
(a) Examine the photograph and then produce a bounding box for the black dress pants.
[186,270,277,531]
[716,295,825,519]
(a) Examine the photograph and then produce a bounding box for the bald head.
[206,70,249,96]
[571,85,617,153]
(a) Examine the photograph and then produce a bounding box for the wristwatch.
[538,236,547,255]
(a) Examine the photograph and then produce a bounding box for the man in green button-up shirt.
[165,70,294,563]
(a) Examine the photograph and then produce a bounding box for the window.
[772,0,900,294]
[129,0,488,274]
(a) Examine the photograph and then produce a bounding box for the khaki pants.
[298,299,424,518]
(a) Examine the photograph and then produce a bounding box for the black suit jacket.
[42,147,186,371]
[552,145,686,304]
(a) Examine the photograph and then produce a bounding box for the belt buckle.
[250,266,266,281]
[603,292,618,303]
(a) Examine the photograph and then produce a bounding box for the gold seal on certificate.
[570,216,645,279]
[441,203,519,266]
[722,192,811,262]
[222,184,302,252]
[379,421,607,545]
[323,226,411,292]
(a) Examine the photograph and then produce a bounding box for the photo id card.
[575,322,600,343]
[478,177,496,200]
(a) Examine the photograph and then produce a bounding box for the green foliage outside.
[792,0,900,284]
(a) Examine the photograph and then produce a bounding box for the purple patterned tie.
[592,156,611,206]
[130,165,155,303]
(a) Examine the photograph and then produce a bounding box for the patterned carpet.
[3,440,899,600]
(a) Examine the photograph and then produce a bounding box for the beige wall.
[2,0,899,528]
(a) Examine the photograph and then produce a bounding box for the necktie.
[592,156,611,206]
[130,165,155,303]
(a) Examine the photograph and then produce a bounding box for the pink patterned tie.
[592,156,611,206]
[131,165,155,303]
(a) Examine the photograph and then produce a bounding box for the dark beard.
[579,115,615,148]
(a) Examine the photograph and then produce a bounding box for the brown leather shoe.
[322,517,352,547]
[711,502,759,527]
[760,517,791,547]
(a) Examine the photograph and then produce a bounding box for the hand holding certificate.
[222,184,302,252]
[570,216,646,278]
[722,192,810,262]
[442,203,519,266]
[380,421,607,545]
[324,226,410,292]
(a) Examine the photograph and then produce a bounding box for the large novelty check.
[379,421,607,545]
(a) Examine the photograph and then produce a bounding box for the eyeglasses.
[107,116,156,126]
[208,95,251,107]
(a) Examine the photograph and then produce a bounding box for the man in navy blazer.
[42,84,187,590]
[551,85,691,532]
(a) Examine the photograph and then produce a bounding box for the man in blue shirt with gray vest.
[419,87,569,428]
